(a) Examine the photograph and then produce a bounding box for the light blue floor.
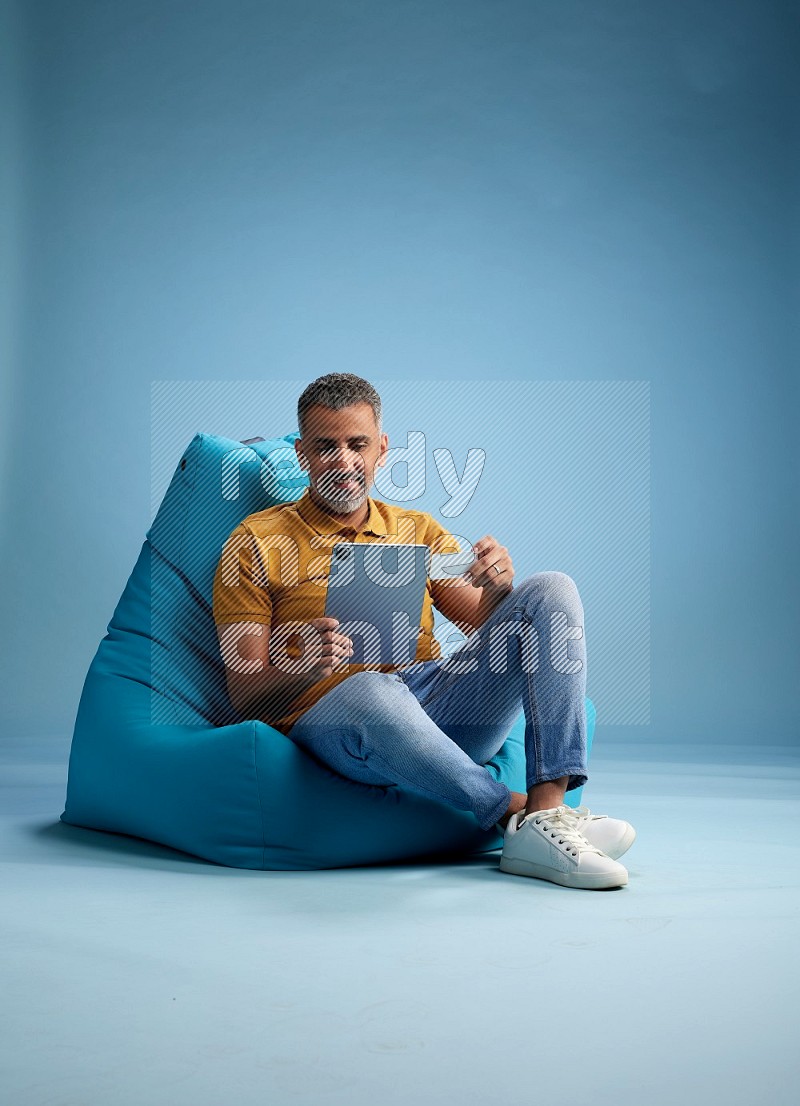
[2,737,799,1106]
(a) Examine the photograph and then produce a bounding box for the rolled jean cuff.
[524,770,588,793]
[480,781,512,832]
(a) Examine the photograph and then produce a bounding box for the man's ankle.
[523,776,569,817]
[498,791,527,829]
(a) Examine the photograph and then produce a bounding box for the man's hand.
[304,617,355,678]
[431,535,515,633]
[462,535,515,600]
[217,616,354,723]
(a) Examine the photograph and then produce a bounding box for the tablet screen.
[323,542,431,667]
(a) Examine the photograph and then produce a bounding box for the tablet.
[323,542,432,667]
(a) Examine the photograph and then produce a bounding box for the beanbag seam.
[250,720,268,868]
[177,434,202,571]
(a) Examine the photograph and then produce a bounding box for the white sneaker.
[565,805,636,860]
[499,805,628,890]
[495,805,636,860]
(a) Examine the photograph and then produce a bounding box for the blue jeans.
[287,572,589,831]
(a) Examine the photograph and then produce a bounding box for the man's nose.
[329,450,363,468]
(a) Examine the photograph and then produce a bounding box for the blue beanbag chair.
[60,431,595,869]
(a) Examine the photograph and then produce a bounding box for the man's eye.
[318,445,365,455]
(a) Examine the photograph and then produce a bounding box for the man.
[212,373,636,890]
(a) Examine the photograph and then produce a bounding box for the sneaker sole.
[499,855,628,890]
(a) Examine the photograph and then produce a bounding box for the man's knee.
[514,571,583,613]
[339,671,405,721]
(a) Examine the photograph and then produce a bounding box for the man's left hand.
[462,535,515,598]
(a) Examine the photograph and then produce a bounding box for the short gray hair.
[297,373,382,438]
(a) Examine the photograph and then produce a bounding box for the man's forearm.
[473,582,514,629]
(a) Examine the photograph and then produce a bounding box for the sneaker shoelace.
[523,805,602,857]
[567,804,604,825]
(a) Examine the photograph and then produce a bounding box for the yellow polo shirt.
[212,487,462,735]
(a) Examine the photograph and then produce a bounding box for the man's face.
[295,402,389,516]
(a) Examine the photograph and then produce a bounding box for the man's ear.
[295,440,309,471]
[378,432,389,466]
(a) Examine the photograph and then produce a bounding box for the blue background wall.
[1,0,797,749]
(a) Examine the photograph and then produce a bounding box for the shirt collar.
[295,487,388,537]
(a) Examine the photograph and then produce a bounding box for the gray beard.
[315,482,368,517]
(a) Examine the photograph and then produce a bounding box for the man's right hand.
[305,617,354,678]
[216,616,354,724]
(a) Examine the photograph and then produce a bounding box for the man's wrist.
[474,582,513,626]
